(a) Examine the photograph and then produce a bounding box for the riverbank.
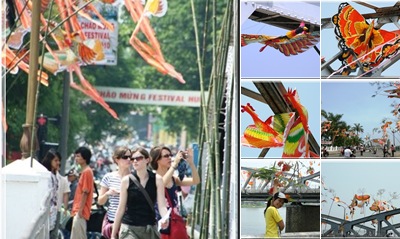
[241,201,265,208]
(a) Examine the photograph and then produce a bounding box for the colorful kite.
[241,88,318,158]
[240,103,295,148]
[332,2,400,75]
[282,88,318,158]
[241,21,320,56]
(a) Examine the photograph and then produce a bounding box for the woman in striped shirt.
[98,146,132,238]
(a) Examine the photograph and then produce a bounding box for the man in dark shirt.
[67,168,79,205]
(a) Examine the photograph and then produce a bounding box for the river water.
[241,206,286,237]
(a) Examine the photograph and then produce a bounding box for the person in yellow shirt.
[264,192,288,238]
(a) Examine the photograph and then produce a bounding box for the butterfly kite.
[241,21,320,56]
[332,2,400,75]
[241,88,318,158]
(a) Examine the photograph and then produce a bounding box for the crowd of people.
[40,144,200,239]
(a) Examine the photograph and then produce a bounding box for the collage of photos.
[240,1,400,238]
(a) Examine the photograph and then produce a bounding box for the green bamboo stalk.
[212,1,234,235]
[200,173,211,239]
[190,0,233,237]
[190,1,212,237]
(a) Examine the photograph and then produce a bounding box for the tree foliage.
[321,110,363,146]
[5,1,226,157]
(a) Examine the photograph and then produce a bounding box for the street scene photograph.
[1,1,237,239]
[321,81,400,159]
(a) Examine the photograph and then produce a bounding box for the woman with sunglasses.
[111,147,169,239]
[150,146,200,239]
[98,146,132,238]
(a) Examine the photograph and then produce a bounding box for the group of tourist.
[42,144,200,239]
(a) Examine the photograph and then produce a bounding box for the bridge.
[322,208,400,237]
[241,166,320,204]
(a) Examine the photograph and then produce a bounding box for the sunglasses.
[161,154,172,159]
[131,155,145,161]
[120,155,131,160]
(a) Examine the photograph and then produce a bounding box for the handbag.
[161,189,189,239]
[101,213,113,239]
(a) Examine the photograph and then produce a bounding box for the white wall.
[1,157,51,239]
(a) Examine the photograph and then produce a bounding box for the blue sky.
[321,1,400,77]
[241,80,321,160]
[241,1,321,78]
[321,81,400,144]
[322,160,400,227]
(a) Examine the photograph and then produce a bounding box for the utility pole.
[338,204,346,220]
[59,72,71,175]
[392,129,396,147]
[19,0,41,163]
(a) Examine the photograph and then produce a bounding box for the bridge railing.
[241,166,320,194]
[321,208,400,237]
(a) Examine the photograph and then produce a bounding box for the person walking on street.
[344,147,352,158]
[383,145,388,157]
[41,150,60,238]
[53,152,71,239]
[70,147,94,239]
[150,146,200,239]
[98,146,132,239]
[111,147,169,239]
[391,144,396,157]
[67,168,79,205]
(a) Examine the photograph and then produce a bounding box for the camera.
[181,151,187,159]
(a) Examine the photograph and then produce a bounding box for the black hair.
[149,146,171,170]
[75,146,92,164]
[264,197,273,215]
[41,150,58,173]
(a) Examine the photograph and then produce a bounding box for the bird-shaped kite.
[241,21,320,56]
[282,88,318,158]
[240,103,295,148]
[332,2,400,75]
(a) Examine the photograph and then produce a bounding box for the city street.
[323,149,400,158]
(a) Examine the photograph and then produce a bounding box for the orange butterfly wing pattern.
[332,2,400,74]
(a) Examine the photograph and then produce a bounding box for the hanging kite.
[3,0,184,120]
[322,120,332,132]
[241,88,318,158]
[241,21,320,56]
[240,103,295,148]
[282,88,318,158]
[332,2,400,75]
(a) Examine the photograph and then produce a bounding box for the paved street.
[322,149,400,158]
